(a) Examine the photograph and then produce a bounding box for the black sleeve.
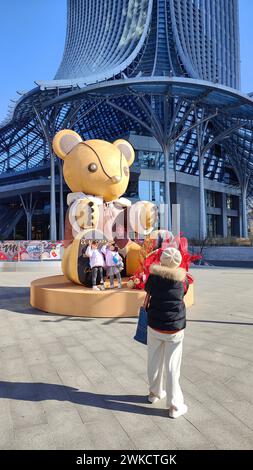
[183,277,190,296]
[145,274,153,294]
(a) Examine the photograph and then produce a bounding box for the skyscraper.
[56,0,240,89]
[1,0,251,242]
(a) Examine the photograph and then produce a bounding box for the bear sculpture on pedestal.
[52,129,157,285]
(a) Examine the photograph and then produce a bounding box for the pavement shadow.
[188,319,253,326]
[0,287,46,316]
[0,287,136,325]
[0,381,167,418]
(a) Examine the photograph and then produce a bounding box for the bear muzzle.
[111,175,122,184]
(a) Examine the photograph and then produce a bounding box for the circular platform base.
[30,275,194,317]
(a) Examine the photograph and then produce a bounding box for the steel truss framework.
[0,77,253,240]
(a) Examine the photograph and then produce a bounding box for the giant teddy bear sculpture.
[52,129,157,285]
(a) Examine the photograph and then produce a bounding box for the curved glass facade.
[56,0,240,89]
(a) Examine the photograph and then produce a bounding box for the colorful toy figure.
[52,130,157,285]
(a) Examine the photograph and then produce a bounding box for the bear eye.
[88,163,98,173]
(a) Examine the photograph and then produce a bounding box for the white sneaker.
[99,285,105,291]
[148,390,166,404]
[169,404,188,419]
[92,286,100,291]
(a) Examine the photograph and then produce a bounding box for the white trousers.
[147,326,185,409]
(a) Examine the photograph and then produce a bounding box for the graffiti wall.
[0,241,63,261]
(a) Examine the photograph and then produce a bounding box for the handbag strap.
[143,293,150,310]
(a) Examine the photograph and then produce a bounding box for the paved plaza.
[0,266,253,450]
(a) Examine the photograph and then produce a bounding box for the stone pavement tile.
[153,411,215,450]
[80,337,114,354]
[45,406,83,428]
[22,348,49,367]
[185,399,253,449]
[0,331,17,347]
[0,399,13,430]
[188,347,250,370]
[181,364,210,384]
[0,428,15,450]
[29,363,62,385]
[58,334,83,348]
[49,352,82,370]
[66,344,95,363]
[204,398,253,432]
[230,368,253,385]
[181,377,227,406]
[222,400,253,431]
[12,328,33,341]
[0,344,22,360]
[203,341,253,363]
[50,422,94,450]
[110,364,148,395]
[43,360,92,392]
[85,417,135,450]
[14,424,56,450]
[18,337,42,353]
[210,330,253,353]
[94,351,129,370]
[120,353,147,375]
[224,377,253,405]
[39,341,66,356]
[33,325,69,340]
[112,407,178,450]
[190,379,242,404]
[0,357,30,379]
[183,355,243,383]
[37,333,62,345]
[188,417,253,450]
[78,359,116,387]
[9,400,47,429]
[74,396,115,424]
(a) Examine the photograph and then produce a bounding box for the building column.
[221,193,228,238]
[241,184,248,238]
[58,160,64,240]
[20,194,36,241]
[163,144,172,230]
[50,150,57,241]
[198,154,207,240]
[33,106,57,241]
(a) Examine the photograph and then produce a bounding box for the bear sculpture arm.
[69,198,100,234]
[129,201,158,236]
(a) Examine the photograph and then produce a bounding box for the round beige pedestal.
[30,275,194,317]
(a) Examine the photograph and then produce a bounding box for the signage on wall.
[0,241,64,261]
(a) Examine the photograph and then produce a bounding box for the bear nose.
[111,175,121,184]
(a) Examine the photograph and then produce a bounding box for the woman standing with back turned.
[144,247,189,418]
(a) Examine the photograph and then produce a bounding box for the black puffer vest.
[145,264,187,331]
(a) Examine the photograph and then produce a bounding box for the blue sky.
[0,0,252,121]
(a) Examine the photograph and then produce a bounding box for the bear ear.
[113,139,135,167]
[52,130,82,160]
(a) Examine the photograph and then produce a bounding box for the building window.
[136,151,162,169]
[207,214,218,238]
[138,181,164,203]
[226,194,235,210]
[206,190,216,208]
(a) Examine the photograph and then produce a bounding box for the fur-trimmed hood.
[149,264,186,282]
